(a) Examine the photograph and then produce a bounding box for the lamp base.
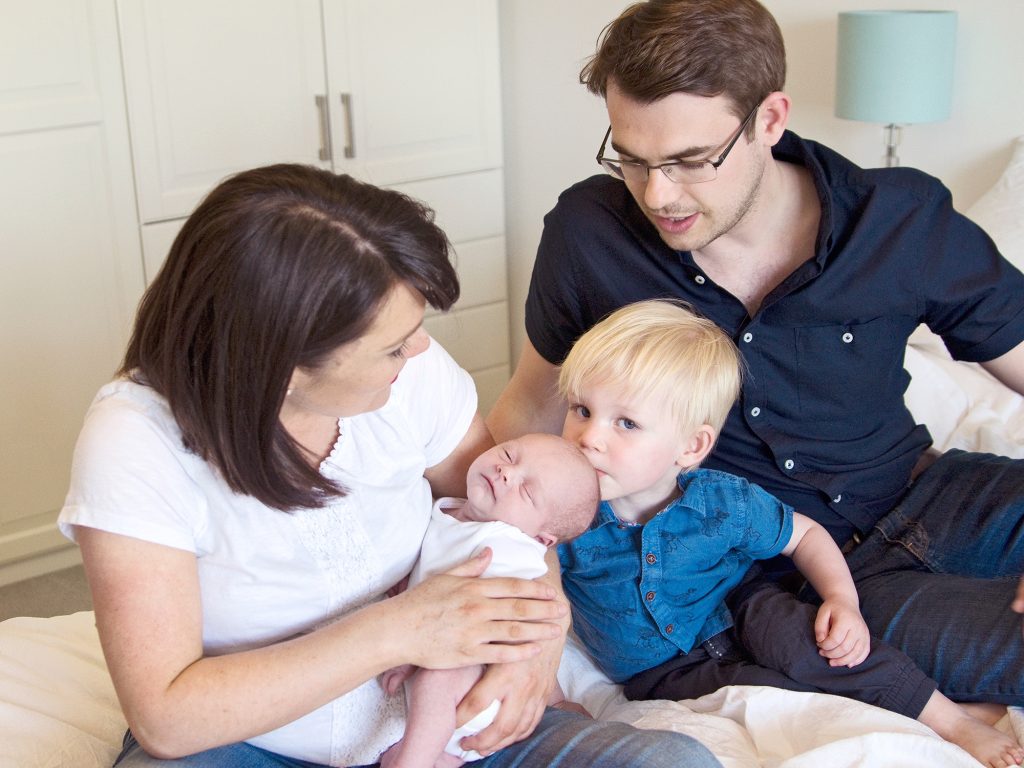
[883,123,902,168]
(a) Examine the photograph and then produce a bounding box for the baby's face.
[464,434,568,537]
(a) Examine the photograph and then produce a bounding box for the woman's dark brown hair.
[121,164,459,510]
[580,0,786,127]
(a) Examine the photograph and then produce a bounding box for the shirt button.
[742,332,753,343]
[842,332,854,343]
[645,553,657,564]
[833,494,842,503]
[750,407,761,417]
[695,275,706,285]
[665,624,674,634]
[645,590,656,602]
[784,459,795,470]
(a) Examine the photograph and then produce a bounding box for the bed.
[3,137,1023,768]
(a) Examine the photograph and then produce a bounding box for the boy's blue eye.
[617,418,638,430]
[573,405,591,418]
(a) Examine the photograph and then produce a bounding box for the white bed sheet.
[559,634,1023,768]
[2,606,1021,768]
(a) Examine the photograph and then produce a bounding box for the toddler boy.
[558,300,1022,768]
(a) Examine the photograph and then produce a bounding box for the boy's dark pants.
[624,580,936,719]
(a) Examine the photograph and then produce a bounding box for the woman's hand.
[815,598,871,668]
[387,548,568,671]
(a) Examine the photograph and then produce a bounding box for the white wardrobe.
[0,0,510,584]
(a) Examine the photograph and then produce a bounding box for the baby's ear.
[675,425,716,470]
[536,531,558,548]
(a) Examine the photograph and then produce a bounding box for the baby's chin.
[461,490,493,522]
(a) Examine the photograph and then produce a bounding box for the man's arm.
[486,340,567,442]
[980,339,1024,396]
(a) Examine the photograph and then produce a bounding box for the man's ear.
[675,425,716,470]
[757,90,790,147]
[535,531,558,549]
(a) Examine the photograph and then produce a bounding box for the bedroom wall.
[498,0,1024,363]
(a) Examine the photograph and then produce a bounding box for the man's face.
[604,84,767,253]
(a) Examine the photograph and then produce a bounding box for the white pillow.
[966,134,1024,271]
[0,612,125,768]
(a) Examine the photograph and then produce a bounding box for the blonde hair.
[558,300,742,437]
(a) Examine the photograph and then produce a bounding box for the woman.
[59,164,720,767]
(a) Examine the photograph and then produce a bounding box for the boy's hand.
[814,598,870,667]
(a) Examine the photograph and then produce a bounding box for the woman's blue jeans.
[843,450,1024,704]
[112,708,721,767]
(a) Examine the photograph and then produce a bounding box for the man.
[488,0,1024,704]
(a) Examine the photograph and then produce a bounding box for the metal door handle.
[315,95,333,162]
[340,92,355,158]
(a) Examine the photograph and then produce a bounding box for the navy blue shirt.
[558,469,793,683]
[527,131,1024,541]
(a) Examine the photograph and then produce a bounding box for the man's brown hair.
[580,0,785,125]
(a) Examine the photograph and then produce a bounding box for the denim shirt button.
[645,590,656,602]
[665,624,674,634]
[645,553,657,564]
[695,274,706,285]
[784,459,795,470]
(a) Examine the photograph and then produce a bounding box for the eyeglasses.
[596,101,762,185]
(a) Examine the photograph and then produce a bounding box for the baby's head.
[464,433,599,547]
[558,300,742,512]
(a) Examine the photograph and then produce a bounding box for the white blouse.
[59,338,477,765]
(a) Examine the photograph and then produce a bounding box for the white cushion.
[0,612,125,768]
[966,135,1024,271]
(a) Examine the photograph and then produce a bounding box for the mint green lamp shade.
[836,10,957,125]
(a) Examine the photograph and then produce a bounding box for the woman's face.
[286,281,430,418]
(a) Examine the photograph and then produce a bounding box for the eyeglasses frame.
[595,100,763,185]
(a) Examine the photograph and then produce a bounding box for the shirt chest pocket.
[793,317,911,424]
[562,539,641,587]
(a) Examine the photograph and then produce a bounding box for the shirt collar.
[666,130,837,271]
[772,130,836,266]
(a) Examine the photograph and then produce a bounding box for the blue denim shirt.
[558,469,794,683]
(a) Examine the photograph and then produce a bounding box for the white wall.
[498,0,1024,362]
